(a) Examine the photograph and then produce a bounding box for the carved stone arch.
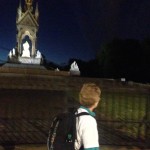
[18,30,36,57]
[21,32,32,55]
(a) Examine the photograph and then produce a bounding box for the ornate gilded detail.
[25,0,33,9]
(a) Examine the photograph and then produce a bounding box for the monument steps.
[0,63,69,77]
[0,65,149,93]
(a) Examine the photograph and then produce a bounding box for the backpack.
[47,108,89,150]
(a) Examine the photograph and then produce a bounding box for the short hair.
[79,83,101,107]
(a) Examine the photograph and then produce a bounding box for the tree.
[140,38,150,83]
[97,38,145,82]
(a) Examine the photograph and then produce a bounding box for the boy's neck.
[80,106,96,117]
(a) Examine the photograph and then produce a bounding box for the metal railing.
[97,89,150,148]
[0,88,149,148]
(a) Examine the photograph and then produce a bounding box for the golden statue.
[25,0,33,9]
[25,0,32,4]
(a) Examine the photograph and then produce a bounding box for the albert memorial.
[8,0,42,65]
[5,0,80,75]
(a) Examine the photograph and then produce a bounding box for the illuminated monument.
[6,0,80,75]
[8,0,42,65]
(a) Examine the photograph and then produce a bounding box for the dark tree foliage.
[140,38,150,82]
[44,58,60,70]
[97,38,150,83]
[79,59,100,77]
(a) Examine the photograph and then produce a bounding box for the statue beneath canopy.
[21,41,31,58]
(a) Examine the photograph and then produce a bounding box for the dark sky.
[0,0,150,64]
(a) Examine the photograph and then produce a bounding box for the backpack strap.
[47,116,60,150]
[75,112,90,117]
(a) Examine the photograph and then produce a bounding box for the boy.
[75,83,101,150]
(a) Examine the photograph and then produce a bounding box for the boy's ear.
[94,101,99,108]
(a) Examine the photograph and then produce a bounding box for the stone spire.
[17,0,22,21]
[35,2,39,21]
[25,0,33,10]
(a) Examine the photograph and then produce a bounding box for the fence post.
[145,93,150,145]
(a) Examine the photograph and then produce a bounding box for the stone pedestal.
[70,70,80,76]
[18,57,41,65]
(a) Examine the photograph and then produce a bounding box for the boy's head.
[79,83,101,108]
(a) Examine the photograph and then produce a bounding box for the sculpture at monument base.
[55,68,60,71]
[70,61,80,76]
[36,50,42,59]
[8,41,43,65]
[8,48,15,59]
[8,50,13,58]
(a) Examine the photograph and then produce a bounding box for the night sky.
[0,0,150,65]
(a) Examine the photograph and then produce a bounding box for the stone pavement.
[0,119,149,150]
[0,144,146,150]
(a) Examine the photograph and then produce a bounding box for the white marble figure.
[70,61,79,71]
[21,41,30,57]
[12,48,16,56]
[8,50,12,58]
[55,68,60,71]
[8,48,15,58]
[36,50,42,59]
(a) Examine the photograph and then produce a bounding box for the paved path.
[0,145,143,150]
[0,144,144,150]
[0,119,148,150]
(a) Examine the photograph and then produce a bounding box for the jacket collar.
[80,106,96,117]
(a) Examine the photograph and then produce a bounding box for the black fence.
[97,89,150,148]
[0,88,150,148]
